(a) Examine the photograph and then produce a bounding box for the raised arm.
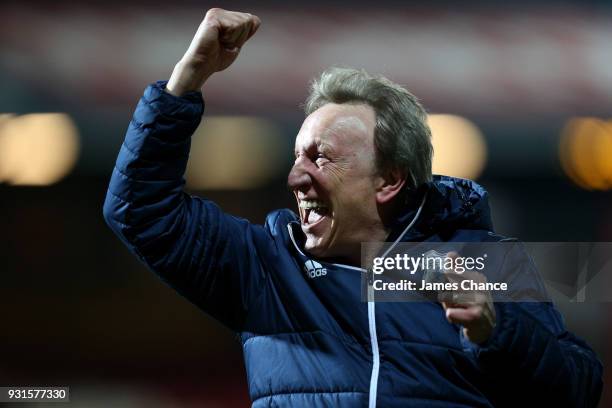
[166,8,260,96]
[102,9,268,331]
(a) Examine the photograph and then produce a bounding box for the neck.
[322,225,389,267]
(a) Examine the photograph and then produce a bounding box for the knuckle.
[206,8,228,21]
[471,307,483,319]
[204,9,219,23]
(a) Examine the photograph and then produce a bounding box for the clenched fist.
[439,252,496,345]
[167,8,261,96]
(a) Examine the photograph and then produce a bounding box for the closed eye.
[315,153,329,167]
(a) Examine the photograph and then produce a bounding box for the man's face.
[288,103,385,261]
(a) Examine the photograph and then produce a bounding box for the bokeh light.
[186,116,285,190]
[559,117,612,191]
[427,114,487,180]
[0,113,80,186]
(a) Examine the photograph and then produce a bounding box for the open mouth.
[299,200,330,227]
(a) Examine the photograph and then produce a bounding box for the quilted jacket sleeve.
[102,81,271,331]
[473,243,603,407]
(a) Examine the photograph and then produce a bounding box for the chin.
[304,237,330,258]
[304,242,325,257]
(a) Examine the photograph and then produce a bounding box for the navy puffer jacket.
[103,82,603,407]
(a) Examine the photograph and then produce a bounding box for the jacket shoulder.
[448,229,515,242]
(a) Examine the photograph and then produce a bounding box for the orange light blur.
[559,118,612,191]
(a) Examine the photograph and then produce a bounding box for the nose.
[287,156,313,193]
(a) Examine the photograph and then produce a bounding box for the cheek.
[321,161,352,184]
[332,183,378,224]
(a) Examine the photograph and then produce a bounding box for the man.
[103,8,603,407]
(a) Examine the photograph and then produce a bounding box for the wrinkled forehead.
[295,103,376,151]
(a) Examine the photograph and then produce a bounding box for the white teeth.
[299,200,328,210]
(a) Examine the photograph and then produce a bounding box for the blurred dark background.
[1,1,611,406]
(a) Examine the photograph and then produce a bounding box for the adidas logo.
[304,259,327,278]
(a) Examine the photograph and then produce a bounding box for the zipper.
[366,193,427,408]
[367,285,380,408]
[286,192,427,408]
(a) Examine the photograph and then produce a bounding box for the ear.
[375,169,406,205]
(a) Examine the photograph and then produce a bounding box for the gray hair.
[304,67,433,190]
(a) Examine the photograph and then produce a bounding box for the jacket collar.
[388,175,494,242]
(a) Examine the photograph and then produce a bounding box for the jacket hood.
[389,175,494,242]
